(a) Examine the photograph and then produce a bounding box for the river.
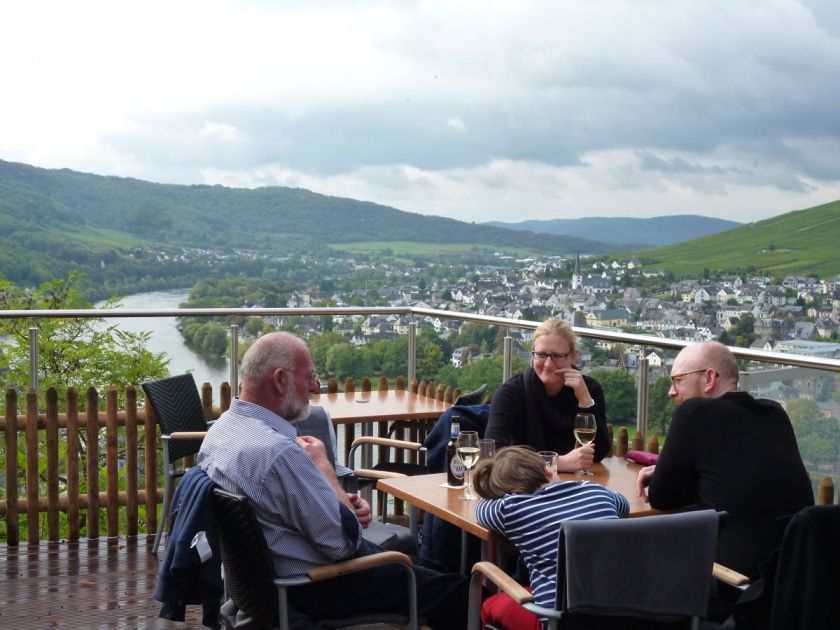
[98,289,230,392]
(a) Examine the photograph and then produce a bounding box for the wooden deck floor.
[0,536,204,629]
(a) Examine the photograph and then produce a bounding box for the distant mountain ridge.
[0,158,621,294]
[0,158,619,255]
[1,159,837,295]
[486,215,742,246]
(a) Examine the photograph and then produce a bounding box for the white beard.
[286,401,311,423]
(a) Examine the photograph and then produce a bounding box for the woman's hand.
[556,444,595,473]
[636,465,656,503]
[559,367,593,406]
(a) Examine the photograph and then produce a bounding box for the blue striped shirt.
[198,398,361,577]
[475,481,629,610]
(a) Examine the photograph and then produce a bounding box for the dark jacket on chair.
[420,404,490,572]
[154,466,223,628]
[423,404,490,472]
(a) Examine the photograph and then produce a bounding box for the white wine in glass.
[456,431,480,500]
[573,413,596,476]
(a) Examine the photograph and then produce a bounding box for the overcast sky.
[2,0,840,224]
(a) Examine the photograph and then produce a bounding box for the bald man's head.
[669,341,739,403]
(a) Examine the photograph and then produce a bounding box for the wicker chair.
[142,373,210,554]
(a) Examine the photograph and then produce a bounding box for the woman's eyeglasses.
[531,351,572,363]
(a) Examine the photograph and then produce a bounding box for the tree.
[0,273,169,409]
[647,376,677,435]
[787,398,840,467]
[588,368,637,421]
[0,273,169,541]
[308,332,347,379]
[326,343,372,382]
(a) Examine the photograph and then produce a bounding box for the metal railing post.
[229,324,239,396]
[29,327,39,391]
[636,349,650,441]
[407,323,417,384]
[503,330,512,381]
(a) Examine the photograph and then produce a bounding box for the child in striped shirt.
[474,446,629,629]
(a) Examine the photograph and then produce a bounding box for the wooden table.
[310,390,450,424]
[310,390,450,503]
[377,456,658,570]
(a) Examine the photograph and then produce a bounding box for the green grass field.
[631,199,840,279]
[329,240,539,257]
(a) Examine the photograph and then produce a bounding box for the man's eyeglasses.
[532,351,573,363]
[669,368,712,386]
[280,367,319,384]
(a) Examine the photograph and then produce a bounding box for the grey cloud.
[101,1,840,198]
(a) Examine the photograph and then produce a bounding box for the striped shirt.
[198,398,361,577]
[475,481,629,610]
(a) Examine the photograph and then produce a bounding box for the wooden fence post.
[66,387,80,541]
[5,389,19,545]
[26,387,40,544]
[86,388,99,539]
[818,477,835,505]
[46,388,60,541]
[616,427,628,458]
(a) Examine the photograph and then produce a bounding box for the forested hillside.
[0,159,616,297]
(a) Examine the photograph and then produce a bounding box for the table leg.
[460,529,468,575]
[360,421,373,505]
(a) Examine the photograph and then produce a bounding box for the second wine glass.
[457,430,480,500]
[573,413,597,476]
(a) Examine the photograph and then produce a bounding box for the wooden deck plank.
[0,536,203,628]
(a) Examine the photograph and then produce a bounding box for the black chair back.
[453,383,487,406]
[142,373,208,462]
[212,487,281,628]
[555,509,719,623]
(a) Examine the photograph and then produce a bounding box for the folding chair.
[468,510,722,630]
[212,487,420,630]
[142,373,210,554]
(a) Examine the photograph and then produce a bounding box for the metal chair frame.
[141,373,210,554]
[212,487,420,630]
[467,510,730,630]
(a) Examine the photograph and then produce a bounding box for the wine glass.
[573,413,597,476]
[538,450,558,475]
[457,431,480,500]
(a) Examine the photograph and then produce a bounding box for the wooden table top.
[377,456,659,541]
[310,390,450,424]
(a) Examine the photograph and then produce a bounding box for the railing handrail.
[2,305,840,372]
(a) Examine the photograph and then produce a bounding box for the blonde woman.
[487,318,610,473]
[474,446,628,629]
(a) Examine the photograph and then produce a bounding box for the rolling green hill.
[632,199,840,279]
[0,158,613,256]
[0,158,629,297]
[2,158,839,298]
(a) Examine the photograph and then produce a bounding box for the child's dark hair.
[472,446,547,499]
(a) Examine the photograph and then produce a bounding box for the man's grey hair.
[239,333,299,386]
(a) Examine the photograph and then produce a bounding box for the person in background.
[199,332,467,629]
[474,446,629,630]
[291,401,418,554]
[486,318,610,472]
[636,341,813,617]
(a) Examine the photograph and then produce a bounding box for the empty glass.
[539,450,558,474]
[478,438,496,460]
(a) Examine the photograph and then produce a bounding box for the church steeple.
[572,252,582,291]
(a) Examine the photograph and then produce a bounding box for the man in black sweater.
[636,342,813,614]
